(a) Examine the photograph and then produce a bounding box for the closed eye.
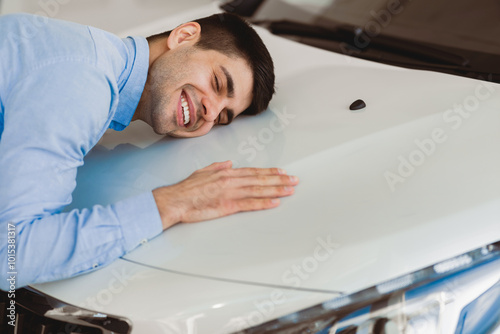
[216,113,224,125]
[215,74,220,92]
[216,110,233,126]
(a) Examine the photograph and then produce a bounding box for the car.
[1,0,499,333]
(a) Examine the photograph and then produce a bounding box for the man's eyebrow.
[220,66,234,98]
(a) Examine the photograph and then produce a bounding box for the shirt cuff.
[112,191,163,252]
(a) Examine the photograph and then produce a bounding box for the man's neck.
[132,37,169,123]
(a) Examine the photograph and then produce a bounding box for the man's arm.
[0,61,298,290]
[0,62,163,290]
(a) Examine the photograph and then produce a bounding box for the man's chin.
[168,132,199,139]
[168,128,211,139]
[151,122,179,137]
[166,132,185,138]
[161,127,192,138]
[152,120,207,138]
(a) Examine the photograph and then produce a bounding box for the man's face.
[139,34,253,138]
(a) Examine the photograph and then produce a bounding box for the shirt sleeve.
[0,61,163,291]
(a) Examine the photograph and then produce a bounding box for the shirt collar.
[109,36,149,131]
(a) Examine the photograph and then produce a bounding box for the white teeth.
[183,107,190,125]
[181,93,190,125]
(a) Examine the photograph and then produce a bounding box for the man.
[0,12,298,291]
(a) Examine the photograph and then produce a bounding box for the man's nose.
[201,96,224,122]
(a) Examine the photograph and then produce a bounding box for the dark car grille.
[0,287,131,334]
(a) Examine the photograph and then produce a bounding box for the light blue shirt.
[0,14,163,290]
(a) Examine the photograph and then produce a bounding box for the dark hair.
[147,13,275,116]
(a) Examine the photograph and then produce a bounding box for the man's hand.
[152,161,299,230]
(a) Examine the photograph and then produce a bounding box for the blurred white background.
[0,0,215,35]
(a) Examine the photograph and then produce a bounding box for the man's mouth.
[179,90,196,128]
[180,91,191,126]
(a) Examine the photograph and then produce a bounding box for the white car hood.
[114,32,500,294]
[33,2,500,331]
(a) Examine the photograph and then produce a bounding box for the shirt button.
[92,263,99,269]
[140,239,148,245]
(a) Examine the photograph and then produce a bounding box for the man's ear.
[167,22,201,50]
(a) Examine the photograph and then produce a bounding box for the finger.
[230,174,300,188]
[199,160,233,172]
[229,167,287,177]
[235,185,295,198]
[233,198,281,213]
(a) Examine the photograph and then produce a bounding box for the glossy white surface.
[35,258,336,333]
[32,2,500,333]
[95,29,500,293]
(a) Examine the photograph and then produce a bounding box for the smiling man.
[0,12,298,290]
[136,18,255,137]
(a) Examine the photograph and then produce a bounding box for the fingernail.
[271,198,280,204]
[278,168,287,175]
[289,176,299,182]
[284,186,293,191]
